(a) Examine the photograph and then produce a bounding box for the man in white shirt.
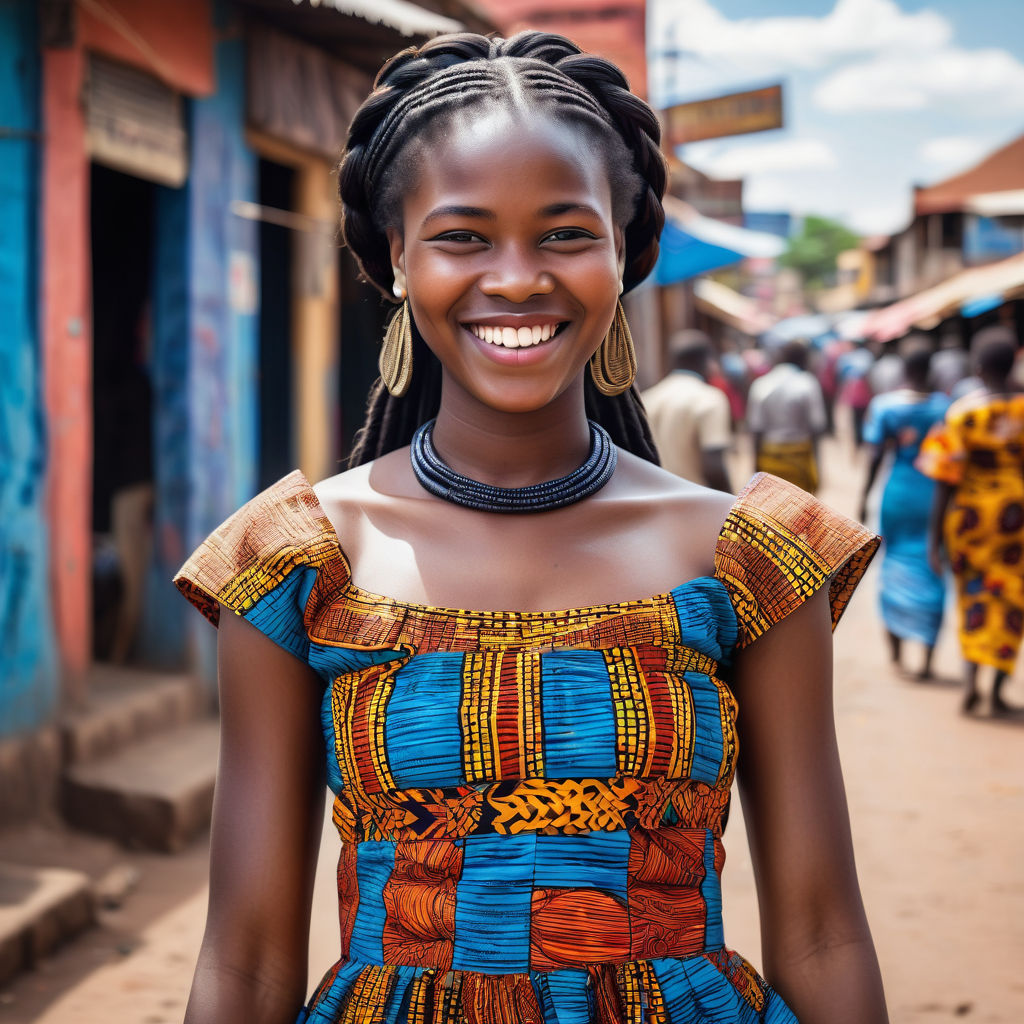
[747,340,828,493]
[642,330,732,492]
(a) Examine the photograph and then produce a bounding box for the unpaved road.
[2,438,1022,1022]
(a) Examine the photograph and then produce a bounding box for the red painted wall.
[474,0,648,99]
[42,45,92,696]
[78,0,214,97]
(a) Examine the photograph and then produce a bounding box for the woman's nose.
[478,247,554,301]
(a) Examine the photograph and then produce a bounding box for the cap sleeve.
[714,473,879,649]
[173,471,347,661]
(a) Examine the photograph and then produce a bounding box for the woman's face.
[388,107,625,416]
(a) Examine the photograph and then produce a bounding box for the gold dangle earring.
[380,282,413,397]
[589,284,636,396]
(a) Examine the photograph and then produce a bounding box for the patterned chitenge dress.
[175,471,877,1024]
[917,391,1024,672]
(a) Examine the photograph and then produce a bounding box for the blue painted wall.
[0,0,57,735]
[140,27,259,683]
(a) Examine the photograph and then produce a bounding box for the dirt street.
[2,438,1022,1023]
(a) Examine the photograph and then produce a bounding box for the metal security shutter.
[85,55,188,187]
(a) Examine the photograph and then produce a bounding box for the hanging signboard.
[85,55,188,187]
[664,83,783,148]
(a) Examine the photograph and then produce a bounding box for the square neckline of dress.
[295,469,734,622]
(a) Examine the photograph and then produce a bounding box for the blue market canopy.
[654,198,786,285]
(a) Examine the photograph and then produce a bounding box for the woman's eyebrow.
[540,202,602,217]
[423,204,494,224]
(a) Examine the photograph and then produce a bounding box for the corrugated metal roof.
[289,0,462,37]
[915,133,1024,216]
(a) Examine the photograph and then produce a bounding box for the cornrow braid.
[340,30,666,468]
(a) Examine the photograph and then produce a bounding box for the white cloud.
[685,138,838,178]
[814,47,1024,113]
[919,136,993,168]
[846,200,913,236]
[651,0,950,74]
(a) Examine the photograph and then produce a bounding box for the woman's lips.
[460,322,568,365]
[462,321,568,349]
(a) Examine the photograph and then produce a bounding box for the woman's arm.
[732,588,888,1023]
[858,442,889,523]
[184,612,327,1024]
[928,482,953,577]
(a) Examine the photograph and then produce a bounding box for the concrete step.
[0,862,94,986]
[62,666,210,766]
[62,720,220,853]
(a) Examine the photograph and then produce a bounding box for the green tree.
[780,215,860,290]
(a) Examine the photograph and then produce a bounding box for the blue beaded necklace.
[410,418,617,513]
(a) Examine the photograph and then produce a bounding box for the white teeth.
[467,323,562,347]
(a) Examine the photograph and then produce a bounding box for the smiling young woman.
[174,31,889,1024]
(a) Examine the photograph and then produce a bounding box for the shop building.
[1,0,488,778]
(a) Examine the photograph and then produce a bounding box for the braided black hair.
[340,31,667,467]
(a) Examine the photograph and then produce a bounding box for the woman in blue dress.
[860,341,949,677]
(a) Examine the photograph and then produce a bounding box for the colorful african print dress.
[917,392,1024,672]
[175,471,877,1024]
[862,390,949,645]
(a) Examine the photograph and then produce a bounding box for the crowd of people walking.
[644,319,1024,716]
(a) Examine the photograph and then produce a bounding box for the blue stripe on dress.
[687,672,725,787]
[701,830,724,950]
[384,652,466,787]
[534,831,631,902]
[243,565,318,659]
[532,967,592,1023]
[307,641,406,680]
[453,833,535,972]
[653,956,754,1024]
[347,841,397,963]
[671,578,738,664]
[541,650,617,778]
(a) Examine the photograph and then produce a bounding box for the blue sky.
[647,0,1024,235]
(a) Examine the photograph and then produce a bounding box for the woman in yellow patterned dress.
[918,328,1024,714]
[174,32,887,1024]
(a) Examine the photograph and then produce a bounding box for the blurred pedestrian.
[836,339,874,445]
[747,340,828,493]
[859,339,949,678]
[642,329,732,490]
[930,335,970,395]
[918,329,1024,714]
[949,326,1018,401]
[867,343,904,396]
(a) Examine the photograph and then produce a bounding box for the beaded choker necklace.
[410,419,617,513]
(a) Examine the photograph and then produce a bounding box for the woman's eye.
[432,231,484,243]
[544,229,594,243]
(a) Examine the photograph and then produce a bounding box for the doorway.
[257,158,296,489]
[90,163,156,664]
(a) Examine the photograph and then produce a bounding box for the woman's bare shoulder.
[608,450,737,569]
[613,449,736,519]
